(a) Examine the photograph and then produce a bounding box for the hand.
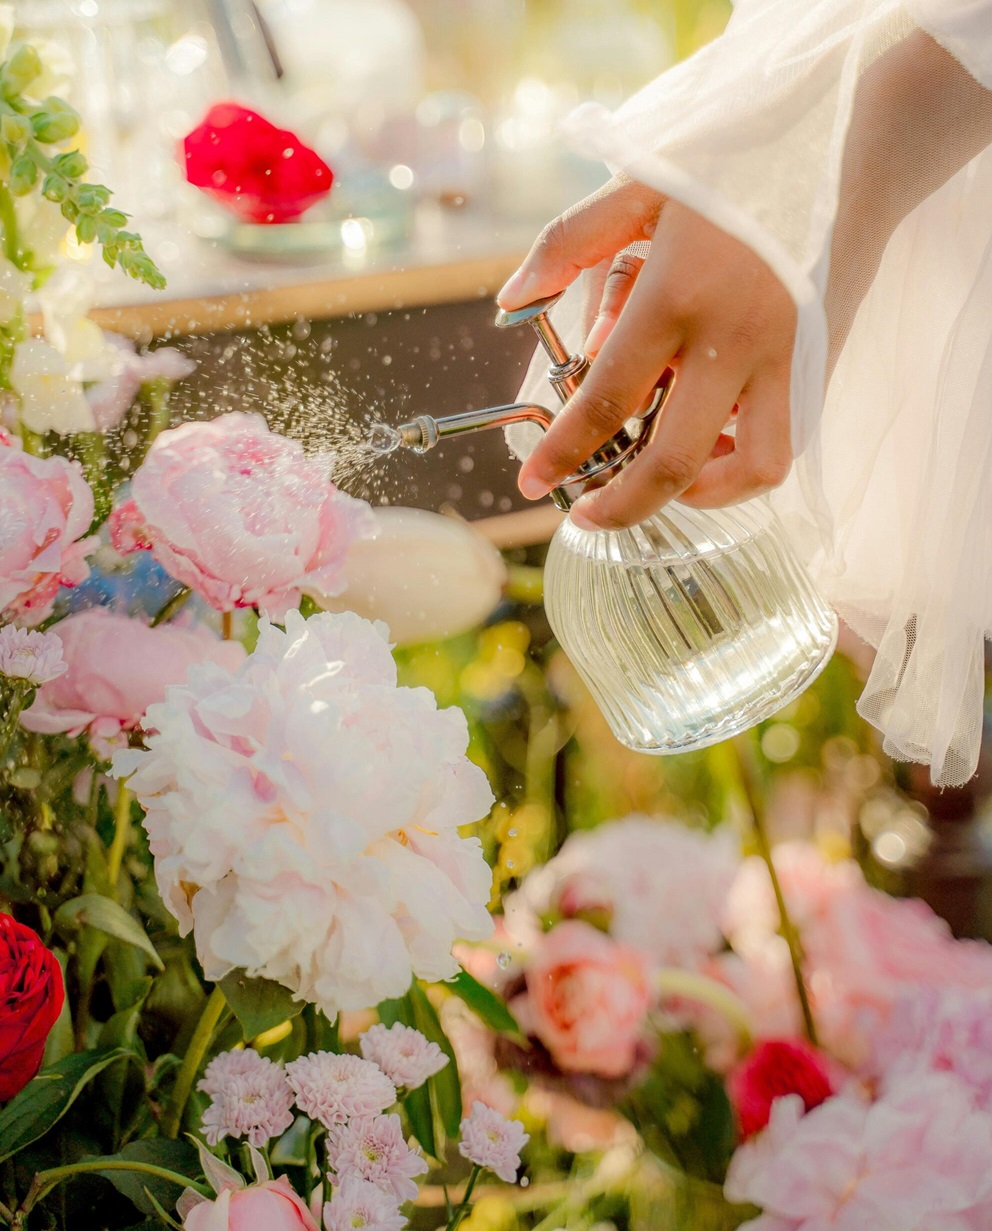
[498,178,798,530]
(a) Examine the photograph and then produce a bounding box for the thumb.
[497,175,663,309]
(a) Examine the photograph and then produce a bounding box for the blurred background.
[15,0,992,947]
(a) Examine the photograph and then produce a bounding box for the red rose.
[182,103,333,224]
[727,1038,835,1139]
[0,913,65,1101]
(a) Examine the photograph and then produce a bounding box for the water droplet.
[520,1177,530,1188]
[497,952,511,969]
[368,423,401,455]
[507,828,518,838]
[505,860,514,870]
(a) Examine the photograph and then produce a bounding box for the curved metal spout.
[395,403,555,453]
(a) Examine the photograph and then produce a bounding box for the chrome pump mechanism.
[391,295,838,756]
[394,292,667,511]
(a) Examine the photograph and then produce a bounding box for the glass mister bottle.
[391,294,838,754]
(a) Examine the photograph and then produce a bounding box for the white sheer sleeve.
[514,0,992,786]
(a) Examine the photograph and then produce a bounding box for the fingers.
[517,250,685,498]
[585,250,645,357]
[497,175,663,309]
[567,357,746,530]
[678,367,794,507]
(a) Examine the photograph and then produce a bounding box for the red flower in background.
[0,913,65,1101]
[728,1038,835,1139]
[182,103,333,224]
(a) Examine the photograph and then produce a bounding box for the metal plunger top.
[495,291,588,403]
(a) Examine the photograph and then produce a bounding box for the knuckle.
[535,215,568,264]
[608,253,642,284]
[575,389,629,437]
[653,445,699,492]
[748,453,792,491]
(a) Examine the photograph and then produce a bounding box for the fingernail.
[497,268,533,307]
[519,472,551,500]
[569,498,601,531]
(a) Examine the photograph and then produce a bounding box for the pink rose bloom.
[725,1075,992,1230]
[182,1177,320,1231]
[116,412,374,618]
[723,844,992,1066]
[21,609,244,754]
[518,920,651,1079]
[0,437,96,624]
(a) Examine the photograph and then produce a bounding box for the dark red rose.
[727,1038,835,1139]
[182,102,333,224]
[0,913,65,1101]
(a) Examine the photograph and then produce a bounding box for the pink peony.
[867,987,992,1107]
[326,1113,428,1202]
[725,1075,992,1230]
[518,920,651,1079]
[21,609,244,756]
[285,1052,396,1128]
[359,1023,448,1091]
[516,815,737,969]
[458,1101,529,1183]
[0,626,66,686]
[86,334,195,433]
[112,611,495,1019]
[0,437,96,624]
[182,1176,320,1231]
[727,1039,835,1140]
[116,412,374,618]
[722,844,992,1065]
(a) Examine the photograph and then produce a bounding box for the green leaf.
[88,1139,200,1218]
[409,982,462,1139]
[55,893,164,971]
[0,1047,132,1163]
[446,968,522,1038]
[219,970,304,1039]
[402,1078,437,1160]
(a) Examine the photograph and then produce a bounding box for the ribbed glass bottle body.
[544,501,838,753]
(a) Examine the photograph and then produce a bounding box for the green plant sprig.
[0,41,165,288]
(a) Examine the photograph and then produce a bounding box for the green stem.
[732,736,819,1046]
[161,984,228,1139]
[221,611,233,641]
[11,1161,209,1229]
[150,587,192,627]
[447,1165,482,1231]
[0,685,25,764]
[0,183,23,269]
[74,433,112,530]
[106,783,132,896]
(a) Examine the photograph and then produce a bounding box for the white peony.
[113,610,495,1018]
[513,814,738,970]
[10,339,95,434]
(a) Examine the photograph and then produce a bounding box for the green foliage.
[446,967,522,1039]
[0,1047,134,1163]
[0,39,164,287]
[85,1139,201,1219]
[54,893,164,971]
[218,969,305,1039]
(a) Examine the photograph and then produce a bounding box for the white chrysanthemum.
[326,1113,428,1202]
[112,611,495,1018]
[197,1049,295,1147]
[359,1023,448,1090]
[286,1052,396,1128]
[514,815,737,969]
[0,625,66,686]
[458,1102,529,1183]
[324,1176,407,1231]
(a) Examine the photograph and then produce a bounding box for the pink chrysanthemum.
[359,1023,448,1091]
[286,1052,397,1129]
[324,1176,408,1231]
[458,1102,529,1183]
[0,626,66,687]
[197,1049,295,1148]
[326,1113,428,1202]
